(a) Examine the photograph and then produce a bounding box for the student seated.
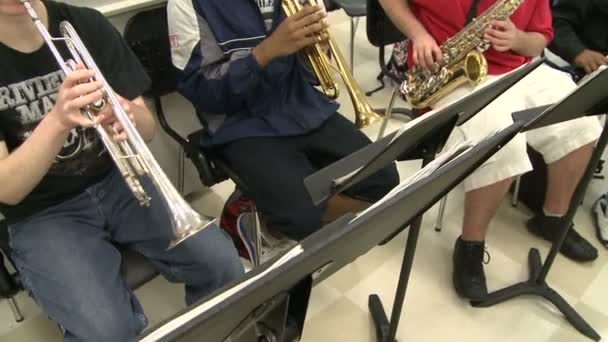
[167,0,399,262]
[0,1,244,340]
[380,0,601,300]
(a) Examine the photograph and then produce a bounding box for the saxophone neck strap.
[465,0,483,24]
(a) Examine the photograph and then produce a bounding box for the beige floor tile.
[547,303,608,342]
[300,297,376,342]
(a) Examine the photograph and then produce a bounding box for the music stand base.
[369,294,397,342]
[471,248,601,342]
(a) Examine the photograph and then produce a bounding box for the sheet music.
[350,137,473,223]
[542,65,608,116]
[332,108,446,187]
[140,245,304,342]
[350,129,502,224]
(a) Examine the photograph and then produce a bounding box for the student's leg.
[305,113,400,221]
[431,75,532,299]
[217,136,327,240]
[103,170,244,306]
[525,64,602,261]
[8,180,146,342]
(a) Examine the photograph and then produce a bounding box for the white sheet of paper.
[140,245,304,342]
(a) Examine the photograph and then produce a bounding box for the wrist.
[410,25,431,42]
[43,112,72,136]
[252,40,275,68]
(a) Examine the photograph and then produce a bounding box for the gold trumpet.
[282,0,384,129]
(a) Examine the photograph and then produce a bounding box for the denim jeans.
[8,169,244,342]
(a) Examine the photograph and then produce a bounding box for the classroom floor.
[1,9,607,342]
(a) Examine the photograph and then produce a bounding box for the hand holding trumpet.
[253,4,328,67]
[49,64,138,143]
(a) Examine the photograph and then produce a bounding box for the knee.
[178,227,244,300]
[269,205,324,240]
[381,163,400,193]
[347,163,400,202]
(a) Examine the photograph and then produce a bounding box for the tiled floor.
[1,8,607,342]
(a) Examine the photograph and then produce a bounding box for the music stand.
[305,58,545,207]
[137,123,523,342]
[471,66,608,342]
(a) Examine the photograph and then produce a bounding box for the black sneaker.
[527,215,598,262]
[452,237,488,300]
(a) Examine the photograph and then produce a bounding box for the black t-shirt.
[0,1,151,223]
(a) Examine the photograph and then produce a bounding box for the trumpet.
[20,0,215,250]
[281,0,384,129]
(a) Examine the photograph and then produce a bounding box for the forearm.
[513,31,547,57]
[130,97,155,142]
[379,0,429,40]
[0,116,70,205]
[549,21,587,63]
[252,39,276,68]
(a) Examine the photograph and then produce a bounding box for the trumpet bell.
[167,210,217,250]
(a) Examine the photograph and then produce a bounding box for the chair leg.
[350,17,360,74]
[250,204,263,268]
[511,176,521,207]
[178,148,185,195]
[377,88,400,140]
[7,297,24,323]
[435,196,448,232]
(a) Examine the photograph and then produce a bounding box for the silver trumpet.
[21,0,215,249]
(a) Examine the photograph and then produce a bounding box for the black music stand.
[306,59,545,206]
[471,67,608,342]
[137,122,523,342]
[304,59,544,342]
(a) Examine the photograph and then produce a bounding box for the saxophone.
[401,0,524,109]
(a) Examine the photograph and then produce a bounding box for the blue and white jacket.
[167,0,339,146]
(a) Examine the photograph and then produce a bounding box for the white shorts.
[433,63,602,192]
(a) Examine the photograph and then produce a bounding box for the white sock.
[543,208,564,218]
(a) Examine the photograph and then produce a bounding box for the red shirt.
[406,0,554,75]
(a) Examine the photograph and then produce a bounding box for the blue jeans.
[8,169,244,342]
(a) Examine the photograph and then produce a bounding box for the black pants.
[217,113,399,240]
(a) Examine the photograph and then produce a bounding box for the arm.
[168,0,267,115]
[380,0,430,42]
[99,95,156,143]
[379,0,442,68]
[512,31,547,57]
[0,118,70,205]
[168,0,327,115]
[0,67,103,205]
[485,0,554,58]
[549,0,591,64]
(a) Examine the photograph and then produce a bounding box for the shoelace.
[483,248,491,265]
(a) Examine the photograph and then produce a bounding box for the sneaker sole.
[591,200,608,249]
[237,215,259,266]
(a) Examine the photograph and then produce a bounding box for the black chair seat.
[333,0,366,16]
[118,247,159,290]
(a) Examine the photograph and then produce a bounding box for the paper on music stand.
[350,137,473,223]
[140,244,304,342]
[332,107,447,188]
[542,65,608,115]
